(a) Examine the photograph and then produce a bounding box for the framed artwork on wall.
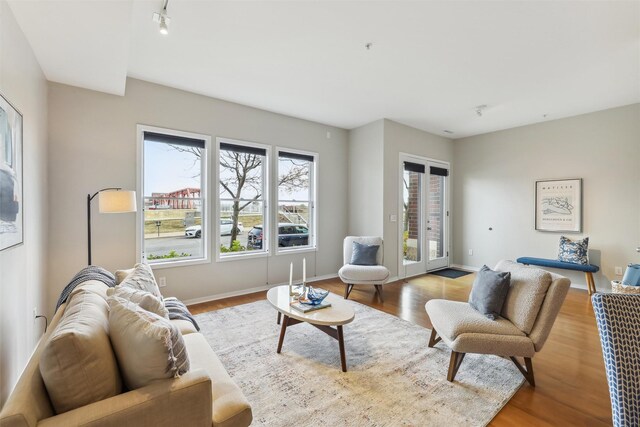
[535,178,582,233]
[0,93,23,251]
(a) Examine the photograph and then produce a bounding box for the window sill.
[217,251,269,262]
[275,247,318,256]
[147,257,210,269]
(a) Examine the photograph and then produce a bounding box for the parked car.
[247,223,309,249]
[185,220,244,238]
[220,219,244,236]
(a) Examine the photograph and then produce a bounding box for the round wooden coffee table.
[266,286,355,372]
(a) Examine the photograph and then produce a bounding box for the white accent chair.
[338,236,390,301]
[425,260,571,386]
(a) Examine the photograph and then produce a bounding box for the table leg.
[337,325,347,372]
[277,315,288,353]
[277,311,282,325]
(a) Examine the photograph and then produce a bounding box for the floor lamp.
[87,188,137,265]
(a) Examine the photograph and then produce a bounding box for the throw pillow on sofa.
[558,235,589,265]
[118,263,163,300]
[108,296,189,390]
[40,287,122,413]
[468,265,511,320]
[115,267,134,285]
[107,286,169,319]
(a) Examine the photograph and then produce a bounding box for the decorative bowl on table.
[306,287,329,305]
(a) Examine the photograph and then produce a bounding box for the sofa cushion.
[118,263,163,300]
[496,260,552,334]
[183,333,252,427]
[468,265,511,320]
[108,296,189,390]
[107,286,169,318]
[172,319,199,335]
[39,287,122,414]
[338,264,389,283]
[426,299,525,341]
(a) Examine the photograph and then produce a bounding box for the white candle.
[289,262,293,286]
[303,258,306,284]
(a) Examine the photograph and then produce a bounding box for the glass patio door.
[401,156,449,278]
[426,163,449,271]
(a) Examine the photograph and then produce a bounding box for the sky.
[144,141,201,196]
[144,141,312,202]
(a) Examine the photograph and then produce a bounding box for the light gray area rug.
[195,299,523,426]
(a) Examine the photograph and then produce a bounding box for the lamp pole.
[87,187,121,265]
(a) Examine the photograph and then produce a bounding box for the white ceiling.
[8,1,640,137]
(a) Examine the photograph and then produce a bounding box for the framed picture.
[0,93,23,251]
[535,178,582,233]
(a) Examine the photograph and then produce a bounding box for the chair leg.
[510,356,535,387]
[428,329,441,348]
[374,285,384,302]
[344,284,354,299]
[586,272,596,295]
[447,351,466,382]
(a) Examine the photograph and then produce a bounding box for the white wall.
[453,104,640,290]
[0,0,48,407]
[347,119,384,237]
[383,119,454,278]
[47,78,348,308]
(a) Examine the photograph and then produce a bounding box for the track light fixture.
[152,0,171,35]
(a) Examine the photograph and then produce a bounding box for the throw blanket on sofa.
[164,297,200,331]
[55,266,116,312]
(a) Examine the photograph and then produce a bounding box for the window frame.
[215,137,271,262]
[275,147,318,255]
[136,124,212,269]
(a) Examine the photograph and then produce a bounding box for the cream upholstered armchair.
[338,236,390,301]
[425,260,571,385]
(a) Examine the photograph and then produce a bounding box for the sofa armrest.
[37,369,212,427]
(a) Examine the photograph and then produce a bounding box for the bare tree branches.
[167,145,310,250]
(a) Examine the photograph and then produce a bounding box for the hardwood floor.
[189,273,612,426]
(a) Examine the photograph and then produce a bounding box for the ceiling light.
[365,42,373,50]
[152,0,171,35]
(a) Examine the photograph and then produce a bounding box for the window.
[139,127,209,265]
[217,139,268,258]
[277,150,315,251]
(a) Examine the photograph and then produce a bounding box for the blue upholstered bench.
[516,257,600,295]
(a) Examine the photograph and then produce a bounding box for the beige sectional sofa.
[0,281,252,427]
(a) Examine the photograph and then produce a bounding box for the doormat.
[429,268,473,279]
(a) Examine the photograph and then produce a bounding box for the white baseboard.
[450,264,480,272]
[182,273,339,306]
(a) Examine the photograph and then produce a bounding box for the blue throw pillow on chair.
[558,236,589,265]
[350,242,379,266]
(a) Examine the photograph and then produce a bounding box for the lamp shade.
[98,190,137,213]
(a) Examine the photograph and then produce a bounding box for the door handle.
[427,227,432,231]
[637,247,640,253]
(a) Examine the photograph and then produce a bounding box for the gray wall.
[47,78,348,309]
[348,120,384,237]
[0,1,49,407]
[453,104,640,290]
[383,119,454,278]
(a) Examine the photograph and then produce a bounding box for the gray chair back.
[343,236,384,265]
